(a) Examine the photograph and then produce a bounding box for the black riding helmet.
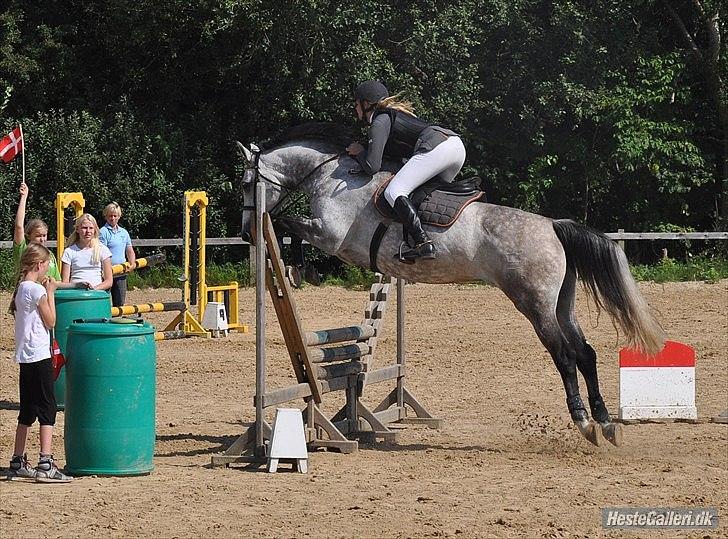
[354,80,389,105]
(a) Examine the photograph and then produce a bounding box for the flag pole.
[19,123,25,184]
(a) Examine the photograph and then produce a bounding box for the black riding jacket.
[354,108,457,175]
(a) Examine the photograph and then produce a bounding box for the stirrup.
[394,241,436,263]
[395,242,416,264]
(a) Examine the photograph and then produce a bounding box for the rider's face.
[354,100,365,121]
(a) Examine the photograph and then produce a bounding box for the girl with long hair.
[13,182,61,280]
[60,213,113,291]
[6,243,72,482]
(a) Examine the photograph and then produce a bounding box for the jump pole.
[112,253,167,276]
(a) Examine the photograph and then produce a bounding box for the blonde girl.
[7,244,72,482]
[61,213,113,291]
[13,182,61,280]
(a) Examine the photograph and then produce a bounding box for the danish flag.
[0,127,23,163]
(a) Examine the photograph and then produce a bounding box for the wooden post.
[255,182,267,457]
[617,228,625,251]
[248,244,256,287]
[396,278,405,410]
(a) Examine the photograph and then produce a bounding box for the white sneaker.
[6,454,37,481]
[35,456,73,483]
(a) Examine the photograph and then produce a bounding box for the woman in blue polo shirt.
[99,202,136,307]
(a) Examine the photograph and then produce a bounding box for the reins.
[249,152,342,216]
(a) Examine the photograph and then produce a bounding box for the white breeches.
[384,136,466,206]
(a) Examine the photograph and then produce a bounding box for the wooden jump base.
[211,183,442,467]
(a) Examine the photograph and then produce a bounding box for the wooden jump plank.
[360,364,404,385]
[309,342,370,363]
[365,301,386,319]
[263,214,323,403]
[316,361,363,380]
[369,283,388,302]
[265,260,306,384]
[261,373,360,408]
[304,325,375,346]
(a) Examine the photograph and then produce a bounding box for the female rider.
[346,80,466,261]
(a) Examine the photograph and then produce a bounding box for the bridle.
[241,145,342,216]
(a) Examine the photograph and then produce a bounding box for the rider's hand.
[19,182,28,198]
[346,142,364,156]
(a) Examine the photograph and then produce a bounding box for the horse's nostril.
[241,231,252,244]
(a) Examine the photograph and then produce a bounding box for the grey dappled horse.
[238,123,666,447]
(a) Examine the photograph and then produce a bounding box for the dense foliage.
[1,1,725,265]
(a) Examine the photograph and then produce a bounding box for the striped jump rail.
[112,253,166,276]
[111,302,186,317]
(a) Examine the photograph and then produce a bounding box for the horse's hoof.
[286,266,302,288]
[577,420,604,446]
[304,265,321,286]
[601,422,624,447]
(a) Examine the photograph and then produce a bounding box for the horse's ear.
[235,140,254,165]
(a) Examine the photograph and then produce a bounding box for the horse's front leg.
[274,216,328,248]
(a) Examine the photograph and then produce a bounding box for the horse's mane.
[266,122,354,152]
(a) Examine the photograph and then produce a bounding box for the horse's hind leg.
[505,287,604,446]
[556,268,623,446]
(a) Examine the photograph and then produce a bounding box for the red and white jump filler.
[619,340,697,420]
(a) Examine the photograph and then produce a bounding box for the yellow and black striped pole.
[112,253,166,276]
[111,302,185,317]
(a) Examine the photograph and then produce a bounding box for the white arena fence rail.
[1,231,726,250]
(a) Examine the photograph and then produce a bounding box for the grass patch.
[630,256,728,283]
[125,262,251,289]
[322,265,378,290]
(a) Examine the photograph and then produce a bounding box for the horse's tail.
[552,219,666,355]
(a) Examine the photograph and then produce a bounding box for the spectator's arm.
[14,182,28,245]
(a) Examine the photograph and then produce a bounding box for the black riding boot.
[392,196,437,261]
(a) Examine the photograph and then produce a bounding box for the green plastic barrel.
[53,289,111,409]
[64,319,156,476]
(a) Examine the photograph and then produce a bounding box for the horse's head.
[237,141,260,244]
[237,141,297,244]
[238,123,355,243]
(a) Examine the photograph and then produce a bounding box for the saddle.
[369,175,486,271]
[374,175,485,227]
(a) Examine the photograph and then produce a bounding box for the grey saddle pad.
[374,175,485,228]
